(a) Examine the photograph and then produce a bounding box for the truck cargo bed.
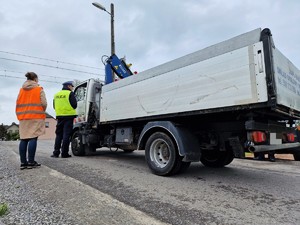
[100,28,300,123]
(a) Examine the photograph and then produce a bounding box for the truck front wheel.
[71,130,86,156]
[145,132,188,176]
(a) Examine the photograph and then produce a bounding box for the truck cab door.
[74,79,102,124]
[74,81,88,123]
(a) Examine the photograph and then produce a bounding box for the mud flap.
[228,137,245,158]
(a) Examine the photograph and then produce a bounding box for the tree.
[0,124,7,140]
[6,132,19,141]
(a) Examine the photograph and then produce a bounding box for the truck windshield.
[75,83,87,101]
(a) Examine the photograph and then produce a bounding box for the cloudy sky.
[0,0,299,125]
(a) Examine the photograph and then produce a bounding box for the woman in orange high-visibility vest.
[16,72,47,170]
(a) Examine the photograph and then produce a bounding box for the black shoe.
[61,154,72,158]
[20,164,27,170]
[254,156,265,160]
[28,161,41,168]
[51,154,59,158]
[268,153,275,162]
[20,163,33,170]
[269,157,276,162]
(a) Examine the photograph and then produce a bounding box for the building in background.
[6,122,19,135]
[2,113,56,140]
[2,122,19,140]
[39,113,56,140]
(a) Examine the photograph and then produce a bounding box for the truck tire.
[71,130,86,156]
[223,149,234,166]
[145,132,186,176]
[200,149,234,168]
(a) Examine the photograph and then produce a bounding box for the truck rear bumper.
[248,142,300,153]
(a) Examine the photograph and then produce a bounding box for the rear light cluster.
[284,133,295,142]
[251,131,295,144]
[251,131,266,143]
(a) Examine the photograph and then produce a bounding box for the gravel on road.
[0,141,169,225]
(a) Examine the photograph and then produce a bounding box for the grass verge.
[0,203,8,216]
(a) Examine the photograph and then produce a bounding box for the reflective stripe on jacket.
[16,86,46,120]
[54,90,77,116]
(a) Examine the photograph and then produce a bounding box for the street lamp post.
[92,2,115,56]
[110,4,115,56]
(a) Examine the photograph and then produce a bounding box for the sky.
[0,0,299,125]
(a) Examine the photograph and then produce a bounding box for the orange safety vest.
[16,86,46,120]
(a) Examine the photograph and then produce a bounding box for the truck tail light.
[251,131,266,143]
[286,133,295,142]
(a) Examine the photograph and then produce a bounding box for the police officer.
[51,81,77,158]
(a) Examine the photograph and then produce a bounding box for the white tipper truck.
[71,28,300,176]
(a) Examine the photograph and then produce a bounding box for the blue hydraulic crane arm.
[104,54,133,84]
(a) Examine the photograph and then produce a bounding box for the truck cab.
[71,79,103,155]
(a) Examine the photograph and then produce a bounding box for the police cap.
[62,81,74,87]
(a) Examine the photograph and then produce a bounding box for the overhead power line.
[0,57,104,76]
[0,74,61,83]
[0,69,91,81]
[0,50,103,70]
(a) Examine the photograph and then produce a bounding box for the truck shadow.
[85,149,146,164]
[81,149,298,181]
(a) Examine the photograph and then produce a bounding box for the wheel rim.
[149,138,170,168]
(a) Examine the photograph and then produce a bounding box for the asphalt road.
[2,140,300,225]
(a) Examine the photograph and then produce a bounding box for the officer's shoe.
[269,156,276,162]
[254,155,265,160]
[51,154,59,158]
[61,154,72,158]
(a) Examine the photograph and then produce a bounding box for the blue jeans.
[19,137,37,164]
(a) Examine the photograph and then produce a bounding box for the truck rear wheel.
[145,132,188,176]
[200,149,234,168]
[71,130,86,156]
